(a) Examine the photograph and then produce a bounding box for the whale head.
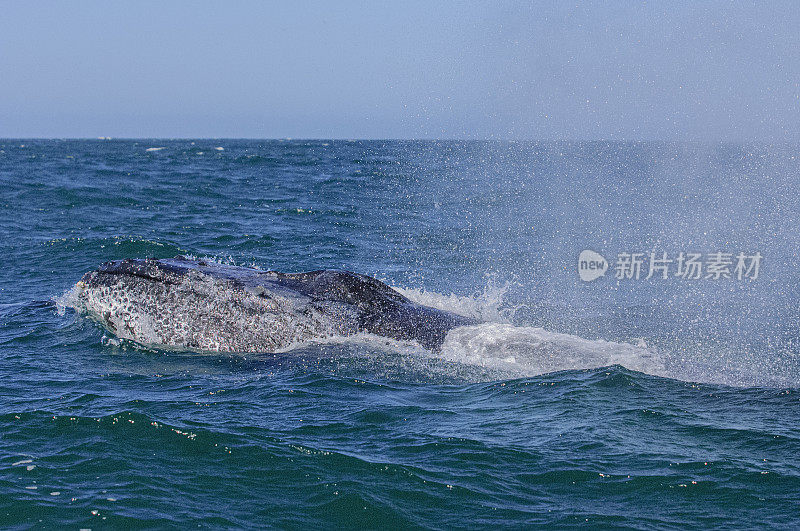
[73,257,477,352]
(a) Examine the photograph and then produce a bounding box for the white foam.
[54,284,81,316]
[439,323,665,377]
[145,147,165,152]
[274,330,426,355]
[392,280,664,377]
[393,277,514,322]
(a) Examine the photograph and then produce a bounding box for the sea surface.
[1,139,799,528]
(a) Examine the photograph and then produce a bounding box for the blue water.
[1,139,799,528]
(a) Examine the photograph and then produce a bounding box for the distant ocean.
[1,139,798,528]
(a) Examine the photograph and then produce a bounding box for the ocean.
[1,139,798,528]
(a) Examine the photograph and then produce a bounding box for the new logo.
[578,250,608,282]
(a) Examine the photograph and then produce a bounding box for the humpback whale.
[73,257,477,352]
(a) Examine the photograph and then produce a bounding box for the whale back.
[75,257,476,352]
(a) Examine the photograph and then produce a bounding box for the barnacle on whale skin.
[73,257,477,352]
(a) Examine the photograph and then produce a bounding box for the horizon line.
[0,137,794,145]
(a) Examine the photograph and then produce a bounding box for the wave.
[2,368,796,529]
[264,320,663,382]
[231,154,281,165]
[394,279,664,378]
[392,276,514,323]
[439,323,664,377]
[44,235,186,257]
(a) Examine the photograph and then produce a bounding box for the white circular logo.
[578,250,608,282]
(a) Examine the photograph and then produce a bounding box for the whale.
[72,257,477,352]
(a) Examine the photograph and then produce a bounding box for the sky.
[1,1,799,140]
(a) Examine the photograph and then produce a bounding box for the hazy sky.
[2,1,799,140]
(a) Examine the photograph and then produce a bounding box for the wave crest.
[439,323,665,378]
[393,276,515,323]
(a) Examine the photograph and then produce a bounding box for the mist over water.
[29,139,800,386]
[1,140,799,527]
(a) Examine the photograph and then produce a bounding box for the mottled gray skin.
[75,257,477,352]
